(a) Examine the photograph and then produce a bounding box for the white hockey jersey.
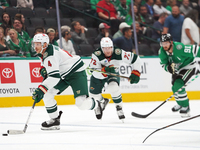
[40,44,85,90]
[89,47,141,79]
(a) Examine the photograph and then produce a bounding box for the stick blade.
[7,130,24,135]
[131,112,148,118]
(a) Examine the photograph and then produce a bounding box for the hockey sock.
[174,90,189,107]
[172,78,189,107]
[46,104,58,119]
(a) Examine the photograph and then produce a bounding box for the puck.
[2,133,8,136]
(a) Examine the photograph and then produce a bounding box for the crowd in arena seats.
[0,0,199,57]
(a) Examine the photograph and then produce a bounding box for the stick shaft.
[132,73,199,118]
[7,101,36,135]
[23,101,36,133]
[143,114,200,143]
[87,67,130,79]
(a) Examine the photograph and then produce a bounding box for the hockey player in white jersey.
[89,37,141,121]
[32,33,103,130]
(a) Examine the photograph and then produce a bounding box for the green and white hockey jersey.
[159,42,200,73]
[40,44,85,90]
[89,46,141,79]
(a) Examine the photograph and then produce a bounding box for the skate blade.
[120,119,125,123]
[41,126,60,130]
[180,112,190,118]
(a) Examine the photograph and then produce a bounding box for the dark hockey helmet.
[160,33,173,47]
[160,33,173,42]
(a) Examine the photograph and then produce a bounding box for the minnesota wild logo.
[115,49,121,55]
[90,87,94,90]
[43,52,48,58]
[95,51,101,56]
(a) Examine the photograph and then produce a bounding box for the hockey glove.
[167,63,175,74]
[39,66,47,79]
[101,65,115,77]
[32,85,48,103]
[129,70,140,84]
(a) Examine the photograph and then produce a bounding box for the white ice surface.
[0,100,200,150]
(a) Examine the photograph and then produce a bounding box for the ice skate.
[94,101,103,120]
[116,105,125,122]
[41,111,63,130]
[101,98,110,111]
[171,104,182,112]
[180,106,190,118]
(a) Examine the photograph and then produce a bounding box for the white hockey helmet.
[33,33,49,46]
[100,37,113,49]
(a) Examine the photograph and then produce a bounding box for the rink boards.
[0,57,199,107]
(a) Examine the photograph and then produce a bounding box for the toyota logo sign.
[32,67,41,78]
[2,68,13,78]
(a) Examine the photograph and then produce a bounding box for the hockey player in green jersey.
[159,33,200,117]
[32,33,103,130]
[89,37,141,121]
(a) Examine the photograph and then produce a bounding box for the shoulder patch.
[176,44,182,50]
[94,50,101,56]
[43,52,48,59]
[115,48,121,55]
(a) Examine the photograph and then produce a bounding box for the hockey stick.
[7,101,36,135]
[143,114,200,143]
[131,73,200,118]
[86,67,130,79]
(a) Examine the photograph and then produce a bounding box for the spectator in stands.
[61,25,71,33]
[94,23,112,44]
[132,22,154,55]
[115,0,130,20]
[125,4,144,26]
[134,0,142,8]
[144,0,155,16]
[7,29,30,57]
[0,0,9,9]
[152,13,168,41]
[28,27,44,57]
[33,0,50,10]
[34,26,45,34]
[163,6,184,42]
[0,12,12,35]
[132,21,149,45]
[113,27,134,52]
[139,5,154,25]
[166,0,177,12]
[111,0,131,7]
[17,0,34,10]
[181,9,199,45]
[96,0,121,35]
[71,21,88,45]
[179,0,192,16]
[113,22,130,39]
[57,29,76,55]
[90,0,100,10]
[153,0,171,15]
[0,27,17,57]
[13,18,30,45]
[46,28,58,46]
[15,13,26,31]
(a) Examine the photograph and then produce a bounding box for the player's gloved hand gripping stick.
[87,67,140,84]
